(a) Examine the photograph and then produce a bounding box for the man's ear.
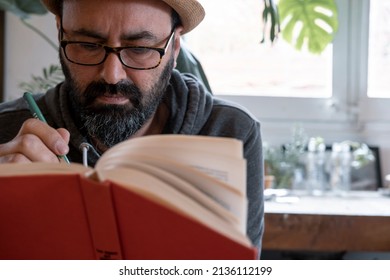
[173,26,184,63]
[55,15,61,41]
[55,15,61,31]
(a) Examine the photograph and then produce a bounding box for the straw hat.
[41,0,205,34]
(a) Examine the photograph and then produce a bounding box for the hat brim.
[40,0,205,34]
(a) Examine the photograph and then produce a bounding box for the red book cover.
[0,174,256,260]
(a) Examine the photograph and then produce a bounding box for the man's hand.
[0,118,70,163]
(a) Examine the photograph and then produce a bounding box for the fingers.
[0,118,70,163]
[57,128,70,147]
[19,119,70,155]
[0,153,31,164]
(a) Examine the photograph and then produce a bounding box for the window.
[187,0,333,98]
[184,0,390,123]
[367,0,390,98]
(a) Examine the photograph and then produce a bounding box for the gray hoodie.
[0,70,264,258]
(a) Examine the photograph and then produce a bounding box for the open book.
[0,134,256,260]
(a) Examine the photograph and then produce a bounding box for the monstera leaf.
[278,0,338,54]
[0,0,47,18]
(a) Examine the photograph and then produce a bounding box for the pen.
[23,92,70,164]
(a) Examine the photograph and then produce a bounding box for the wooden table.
[263,190,390,252]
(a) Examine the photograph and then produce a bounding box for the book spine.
[80,177,123,260]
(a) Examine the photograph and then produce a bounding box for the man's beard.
[61,54,174,148]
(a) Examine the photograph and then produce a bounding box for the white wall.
[4,12,58,100]
[4,12,390,184]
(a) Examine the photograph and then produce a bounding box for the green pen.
[23,92,70,164]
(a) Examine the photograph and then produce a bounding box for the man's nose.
[99,52,128,84]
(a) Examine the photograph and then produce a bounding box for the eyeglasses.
[60,28,175,70]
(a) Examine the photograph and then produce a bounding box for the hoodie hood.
[162,70,214,134]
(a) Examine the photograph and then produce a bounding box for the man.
[0,0,264,257]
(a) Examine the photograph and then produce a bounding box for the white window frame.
[357,0,390,122]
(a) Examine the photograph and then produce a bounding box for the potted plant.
[263,124,309,188]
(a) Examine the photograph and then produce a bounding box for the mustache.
[83,81,142,107]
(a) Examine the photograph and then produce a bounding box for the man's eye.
[126,47,152,55]
[78,43,101,51]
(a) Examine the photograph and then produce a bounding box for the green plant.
[263,124,309,188]
[19,64,64,93]
[339,141,375,169]
[261,0,280,44]
[262,0,339,54]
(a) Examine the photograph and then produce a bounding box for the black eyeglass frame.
[59,26,175,70]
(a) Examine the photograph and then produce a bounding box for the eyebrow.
[68,28,158,42]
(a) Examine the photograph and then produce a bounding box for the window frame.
[357,0,390,122]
